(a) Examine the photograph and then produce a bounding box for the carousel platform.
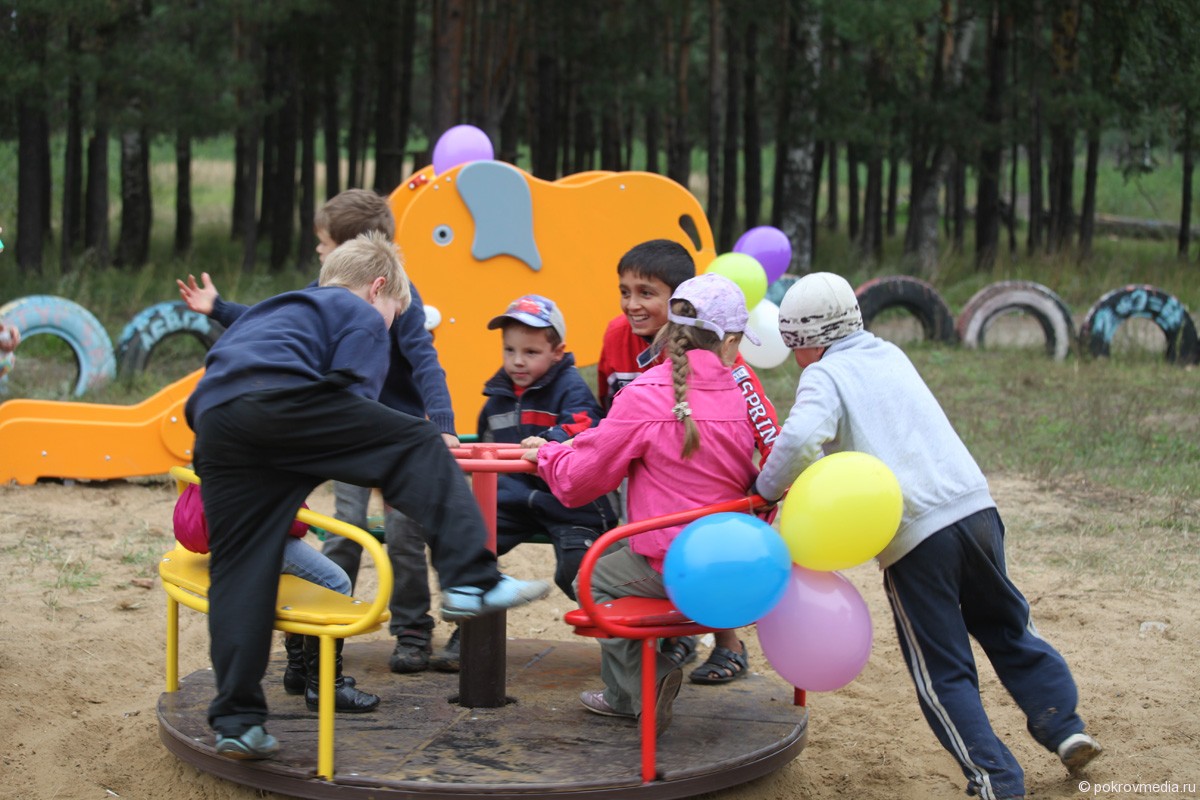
[158,637,807,799]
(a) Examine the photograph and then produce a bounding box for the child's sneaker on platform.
[441,576,551,620]
[215,725,280,760]
[1057,732,1102,773]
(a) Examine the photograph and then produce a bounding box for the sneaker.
[644,668,683,737]
[389,631,432,674]
[1057,732,1102,773]
[215,725,280,760]
[579,689,634,719]
[441,576,551,621]
[430,627,461,672]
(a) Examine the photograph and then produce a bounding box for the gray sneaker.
[441,576,551,621]
[215,725,280,760]
[1057,732,1102,773]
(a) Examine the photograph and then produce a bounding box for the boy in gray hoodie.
[753,272,1101,800]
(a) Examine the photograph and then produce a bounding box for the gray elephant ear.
[456,161,543,272]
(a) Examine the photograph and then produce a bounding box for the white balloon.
[423,304,442,331]
[739,299,790,369]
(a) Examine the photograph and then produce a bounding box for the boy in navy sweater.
[479,295,616,599]
[179,189,458,676]
[186,232,549,761]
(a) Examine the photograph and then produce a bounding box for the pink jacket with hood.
[536,348,758,572]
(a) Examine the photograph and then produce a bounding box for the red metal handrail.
[575,494,774,640]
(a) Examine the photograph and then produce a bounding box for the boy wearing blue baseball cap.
[479,294,617,599]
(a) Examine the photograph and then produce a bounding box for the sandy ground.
[1,474,1197,800]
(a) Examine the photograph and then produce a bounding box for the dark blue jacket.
[212,282,455,434]
[478,354,615,528]
[187,286,389,427]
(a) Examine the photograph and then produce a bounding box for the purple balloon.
[432,124,495,174]
[733,226,792,285]
[755,566,872,692]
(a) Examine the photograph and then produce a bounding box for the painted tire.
[956,281,1075,361]
[765,274,800,307]
[1079,285,1199,364]
[855,276,958,344]
[0,295,116,395]
[115,301,225,377]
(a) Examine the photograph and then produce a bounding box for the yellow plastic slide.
[0,369,200,485]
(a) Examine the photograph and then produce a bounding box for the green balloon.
[705,252,768,309]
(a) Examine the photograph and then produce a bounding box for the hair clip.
[672,401,692,421]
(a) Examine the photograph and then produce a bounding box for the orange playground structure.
[390,163,716,425]
[0,369,200,485]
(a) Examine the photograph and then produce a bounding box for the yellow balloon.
[779,452,903,571]
[704,252,768,309]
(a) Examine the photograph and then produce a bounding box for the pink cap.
[667,273,760,345]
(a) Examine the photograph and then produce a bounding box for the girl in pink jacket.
[526,272,761,734]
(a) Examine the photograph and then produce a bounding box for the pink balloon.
[755,566,872,692]
[733,226,792,285]
[432,124,494,174]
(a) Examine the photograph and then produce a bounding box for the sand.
[1,474,1196,800]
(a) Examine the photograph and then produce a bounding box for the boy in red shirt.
[595,239,782,685]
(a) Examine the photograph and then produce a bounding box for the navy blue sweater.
[212,281,455,434]
[186,286,389,427]
[478,354,615,527]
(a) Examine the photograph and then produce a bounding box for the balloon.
[432,124,495,174]
[756,566,872,691]
[704,252,768,310]
[733,226,792,285]
[663,512,792,629]
[779,452,903,571]
[739,299,790,369]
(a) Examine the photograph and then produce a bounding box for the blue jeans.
[883,507,1085,800]
[281,537,351,596]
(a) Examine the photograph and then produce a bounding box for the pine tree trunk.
[322,57,340,199]
[373,5,405,194]
[1180,108,1194,261]
[975,3,1009,271]
[16,97,49,275]
[742,18,761,229]
[777,9,821,273]
[298,90,317,270]
[61,23,84,273]
[847,144,860,241]
[665,2,692,187]
[826,141,839,231]
[84,124,110,266]
[719,11,741,252]
[1078,127,1099,260]
[706,0,722,229]
[115,128,151,268]
[174,132,193,258]
[432,0,466,140]
[270,56,298,272]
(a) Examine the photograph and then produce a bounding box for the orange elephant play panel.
[390,164,715,427]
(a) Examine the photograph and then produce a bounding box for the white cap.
[778,272,863,349]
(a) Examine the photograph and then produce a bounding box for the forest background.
[1,0,1198,286]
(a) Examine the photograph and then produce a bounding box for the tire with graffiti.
[855,275,958,344]
[956,280,1075,361]
[115,301,225,378]
[1079,285,1198,364]
[0,295,117,395]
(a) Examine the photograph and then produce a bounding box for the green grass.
[759,345,1200,508]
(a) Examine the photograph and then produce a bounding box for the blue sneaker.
[215,725,280,760]
[441,575,551,621]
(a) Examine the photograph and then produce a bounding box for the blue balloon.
[663,512,792,629]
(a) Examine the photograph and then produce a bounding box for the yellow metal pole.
[316,634,336,779]
[165,594,179,692]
